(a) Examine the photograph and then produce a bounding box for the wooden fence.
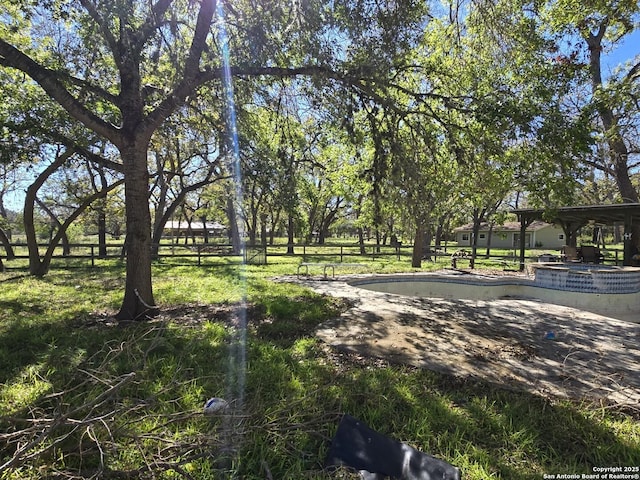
[0,241,625,269]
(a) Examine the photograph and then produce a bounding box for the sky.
[601,29,640,77]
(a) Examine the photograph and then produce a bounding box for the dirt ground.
[283,271,640,408]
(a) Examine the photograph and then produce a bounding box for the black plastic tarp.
[325,414,462,480]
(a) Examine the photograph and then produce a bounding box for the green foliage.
[4,0,637,285]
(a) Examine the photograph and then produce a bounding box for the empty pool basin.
[348,270,640,321]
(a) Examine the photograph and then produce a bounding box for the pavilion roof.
[512,203,640,226]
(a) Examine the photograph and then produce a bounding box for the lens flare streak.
[216,0,247,416]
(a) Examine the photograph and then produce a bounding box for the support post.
[623,212,633,266]
[518,215,528,272]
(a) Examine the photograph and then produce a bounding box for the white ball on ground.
[203,397,228,414]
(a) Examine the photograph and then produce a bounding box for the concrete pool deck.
[283,270,640,407]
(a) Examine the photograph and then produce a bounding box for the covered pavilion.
[512,203,640,270]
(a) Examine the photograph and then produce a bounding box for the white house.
[453,221,566,249]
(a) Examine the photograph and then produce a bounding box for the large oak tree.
[1,0,430,319]
[540,0,640,248]
[2,1,228,318]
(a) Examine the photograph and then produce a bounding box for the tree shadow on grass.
[241,341,640,478]
[252,294,349,348]
[0,274,29,284]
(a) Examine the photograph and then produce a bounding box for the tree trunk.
[485,223,494,258]
[0,189,7,270]
[470,213,482,270]
[98,208,107,258]
[0,227,15,260]
[97,168,108,258]
[560,222,579,248]
[358,227,366,255]
[614,224,622,244]
[411,226,423,268]
[115,142,157,320]
[24,192,46,276]
[318,205,339,245]
[435,218,445,248]
[226,197,241,255]
[423,228,433,261]
[260,213,267,247]
[586,25,640,249]
[286,215,295,255]
[183,216,193,245]
[269,208,279,245]
[24,149,71,276]
[200,215,210,244]
[248,215,257,246]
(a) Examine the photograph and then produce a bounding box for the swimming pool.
[348,269,640,321]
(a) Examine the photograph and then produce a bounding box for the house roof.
[164,221,226,230]
[454,220,553,233]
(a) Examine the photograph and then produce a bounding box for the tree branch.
[141,0,217,138]
[187,1,216,74]
[626,59,640,83]
[0,372,135,474]
[0,40,118,143]
[54,69,120,106]
[79,0,119,62]
[42,178,125,269]
[144,64,405,136]
[41,130,124,174]
[138,0,175,46]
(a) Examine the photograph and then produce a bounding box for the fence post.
[91,246,95,267]
[340,246,343,263]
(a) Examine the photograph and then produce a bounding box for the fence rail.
[0,241,625,269]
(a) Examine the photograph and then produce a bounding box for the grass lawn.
[0,258,638,479]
